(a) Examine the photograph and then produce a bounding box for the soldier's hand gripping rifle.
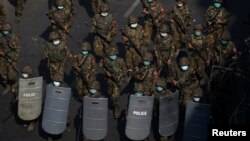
[47,12,72,37]
[84,21,112,43]
[120,28,143,58]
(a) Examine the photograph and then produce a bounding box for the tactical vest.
[48,44,67,62]
[124,25,143,41]
[105,58,125,77]
[94,14,113,35]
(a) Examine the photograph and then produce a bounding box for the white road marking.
[124,0,141,17]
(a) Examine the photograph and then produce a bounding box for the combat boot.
[2,83,11,95]
[27,122,35,132]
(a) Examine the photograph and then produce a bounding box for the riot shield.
[183,101,211,141]
[159,91,179,137]
[18,77,43,121]
[125,95,154,140]
[83,96,108,140]
[42,84,71,135]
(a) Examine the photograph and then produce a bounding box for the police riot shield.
[159,91,179,137]
[18,77,43,121]
[83,96,108,140]
[125,95,154,140]
[42,84,71,135]
[183,101,211,141]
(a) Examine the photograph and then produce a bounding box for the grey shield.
[183,101,211,141]
[18,77,43,121]
[159,91,179,137]
[125,95,154,140]
[42,84,71,135]
[83,96,108,140]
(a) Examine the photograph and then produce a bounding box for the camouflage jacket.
[44,41,71,63]
[0,33,20,62]
[188,34,208,61]
[103,57,127,80]
[72,53,96,76]
[205,6,230,28]
[122,25,144,47]
[214,41,237,65]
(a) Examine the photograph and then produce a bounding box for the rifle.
[84,21,111,43]
[203,8,223,34]
[171,7,187,34]
[47,12,72,37]
[120,28,143,58]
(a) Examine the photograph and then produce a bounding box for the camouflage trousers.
[126,47,142,71]
[76,72,95,97]
[48,62,65,81]
[93,35,110,58]
[0,58,17,82]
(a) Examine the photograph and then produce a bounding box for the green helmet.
[55,0,65,6]
[147,0,154,3]
[53,73,64,83]
[178,56,189,66]
[128,16,138,24]
[213,0,223,2]
[88,80,100,90]
[1,23,12,31]
[193,88,203,97]
[155,78,167,88]
[107,46,118,56]
[143,52,153,61]
[194,24,203,31]
[134,83,144,92]
[221,31,231,40]
[81,42,91,51]
[99,4,109,12]
[22,65,33,76]
[49,31,61,41]
[159,24,170,33]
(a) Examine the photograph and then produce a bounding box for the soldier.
[71,42,96,98]
[0,23,20,95]
[168,51,207,107]
[91,0,107,15]
[187,24,209,74]
[102,46,128,119]
[121,16,147,73]
[141,0,166,41]
[92,3,117,58]
[169,0,192,49]
[19,65,37,132]
[44,31,71,82]
[0,3,6,23]
[213,31,237,66]
[154,24,175,75]
[134,52,159,96]
[205,0,231,49]
[47,0,73,36]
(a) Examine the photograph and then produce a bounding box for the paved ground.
[0,0,250,141]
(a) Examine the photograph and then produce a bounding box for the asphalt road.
[0,0,250,141]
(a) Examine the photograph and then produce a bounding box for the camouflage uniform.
[121,16,147,72]
[0,3,6,23]
[102,46,127,119]
[15,0,26,18]
[48,0,73,35]
[71,42,96,97]
[44,31,71,82]
[0,23,20,95]
[154,24,175,74]
[134,52,159,96]
[92,4,117,58]
[169,0,192,49]
[187,24,208,74]
[168,52,207,106]
[205,0,231,49]
[141,0,166,41]
[91,0,107,15]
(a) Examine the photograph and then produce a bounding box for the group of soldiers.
[0,0,238,141]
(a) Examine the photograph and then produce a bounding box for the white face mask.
[177,2,183,7]
[160,32,168,37]
[57,6,64,10]
[101,12,108,17]
[193,97,200,102]
[22,73,29,78]
[3,31,9,35]
[181,65,189,71]
[53,40,60,45]
[53,81,61,87]
[131,23,138,28]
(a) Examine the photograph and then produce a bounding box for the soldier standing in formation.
[169,0,192,49]
[71,42,96,98]
[102,46,128,119]
[44,31,71,82]
[121,16,146,74]
[92,3,117,59]
[0,23,20,95]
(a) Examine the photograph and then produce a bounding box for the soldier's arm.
[205,7,213,25]
[7,35,20,62]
